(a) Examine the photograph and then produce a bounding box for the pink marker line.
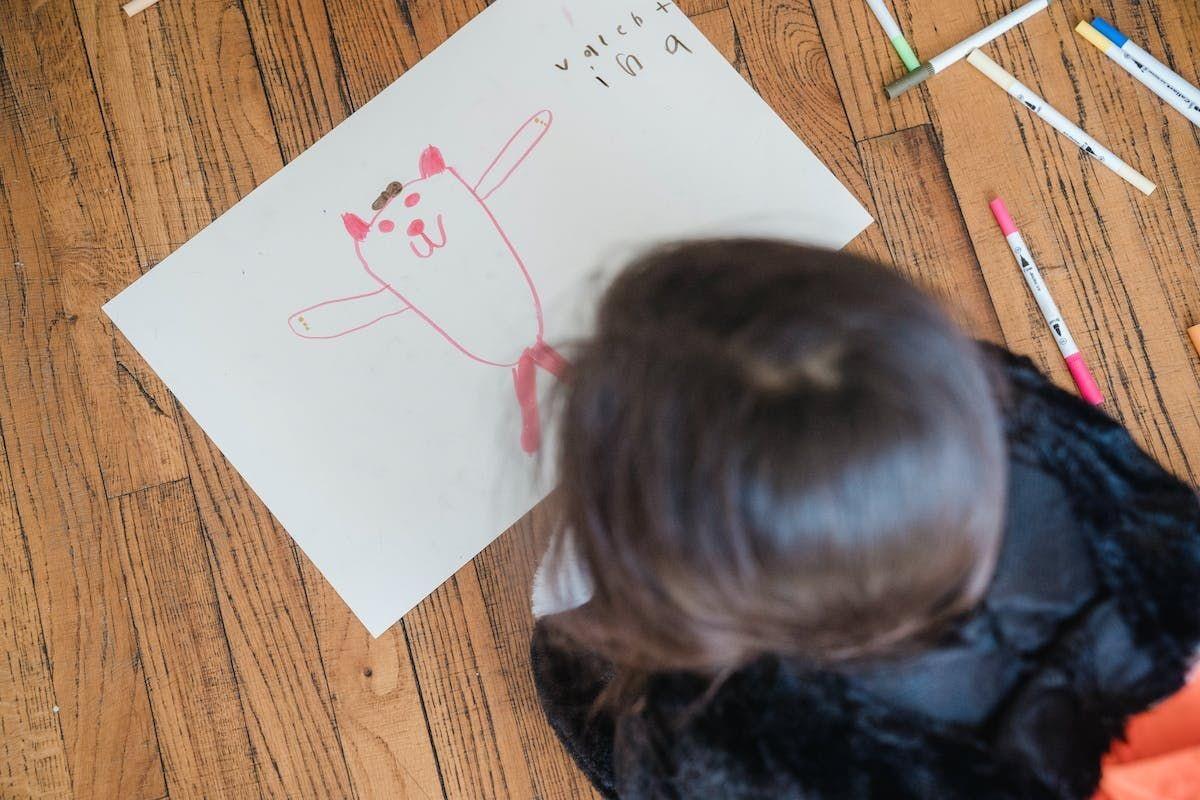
[989,197,1103,406]
[474,110,553,201]
[288,287,410,339]
[288,109,566,454]
[352,165,547,370]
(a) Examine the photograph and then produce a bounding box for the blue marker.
[1090,17,1200,113]
[1076,21,1200,127]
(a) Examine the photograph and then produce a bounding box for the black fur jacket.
[530,348,1200,799]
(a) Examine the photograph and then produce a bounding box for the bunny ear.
[418,146,446,178]
[342,212,370,241]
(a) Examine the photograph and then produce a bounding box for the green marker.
[865,0,920,72]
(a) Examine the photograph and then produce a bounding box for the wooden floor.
[1,0,1198,797]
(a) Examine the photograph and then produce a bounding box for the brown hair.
[544,239,1007,707]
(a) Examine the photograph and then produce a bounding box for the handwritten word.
[554,2,693,88]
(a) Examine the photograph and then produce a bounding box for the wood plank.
[677,0,728,17]
[299,560,446,800]
[74,0,359,795]
[239,0,349,162]
[808,0,930,140]
[0,0,186,499]
[323,0,422,107]
[0,6,165,795]
[112,480,261,799]
[859,125,1004,341]
[924,1,1200,484]
[0,440,72,799]
[0,0,1194,798]
[73,0,280,263]
[403,568,536,799]
[728,0,890,265]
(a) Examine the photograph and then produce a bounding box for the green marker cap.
[890,35,921,72]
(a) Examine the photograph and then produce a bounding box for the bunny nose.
[407,219,425,236]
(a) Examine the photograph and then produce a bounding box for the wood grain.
[299,559,446,800]
[404,570,537,800]
[2,0,187,501]
[404,499,599,799]
[677,0,728,17]
[0,4,165,795]
[728,0,890,264]
[1066,0,1200,372]
[74,0,281,261]
[182,421,356,799]
[77,0,358,796]
[2,0,1199,797]
[0,441,72,799]
[808,0,930,140]
[112,480,260,798]
[324,0,422,107]
[860,125,1004,340]
[240,0,350,162]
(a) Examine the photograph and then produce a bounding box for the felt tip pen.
[885,0,1049,98]
[989,197,1103,406]
[967,49,1156,196]
[1076,21,1200,128]
[1091,17,1200,111]
[865,0,921,72]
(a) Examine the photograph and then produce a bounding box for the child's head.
[548,239,1007,679]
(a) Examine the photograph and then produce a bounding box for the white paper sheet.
[104,0,872,636]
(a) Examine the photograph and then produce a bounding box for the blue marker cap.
[1091,17,1128,48]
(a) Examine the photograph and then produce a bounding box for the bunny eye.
[404,193,421,207]
[378,219,396,233]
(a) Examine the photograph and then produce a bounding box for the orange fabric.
[1108,673,1200,765]
[1093,671,1200,800]
[1099,747,1200,800]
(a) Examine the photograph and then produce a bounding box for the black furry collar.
[531,348,1200,799]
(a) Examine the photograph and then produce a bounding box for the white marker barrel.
[990,197,1103,405]
[929,0,1049,72]
[865,0,903,40]
[967,49,1156,195]
[1005,231,1078,357]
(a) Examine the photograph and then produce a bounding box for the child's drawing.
[288,110,566,454]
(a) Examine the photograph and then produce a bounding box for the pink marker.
[989,197,1103,406]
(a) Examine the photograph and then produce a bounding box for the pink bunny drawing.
[288,110,566,454]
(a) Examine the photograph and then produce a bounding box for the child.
[529,240,1200,799]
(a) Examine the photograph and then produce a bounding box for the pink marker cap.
[1064,353,1104,406]
[989,197,1019,236]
